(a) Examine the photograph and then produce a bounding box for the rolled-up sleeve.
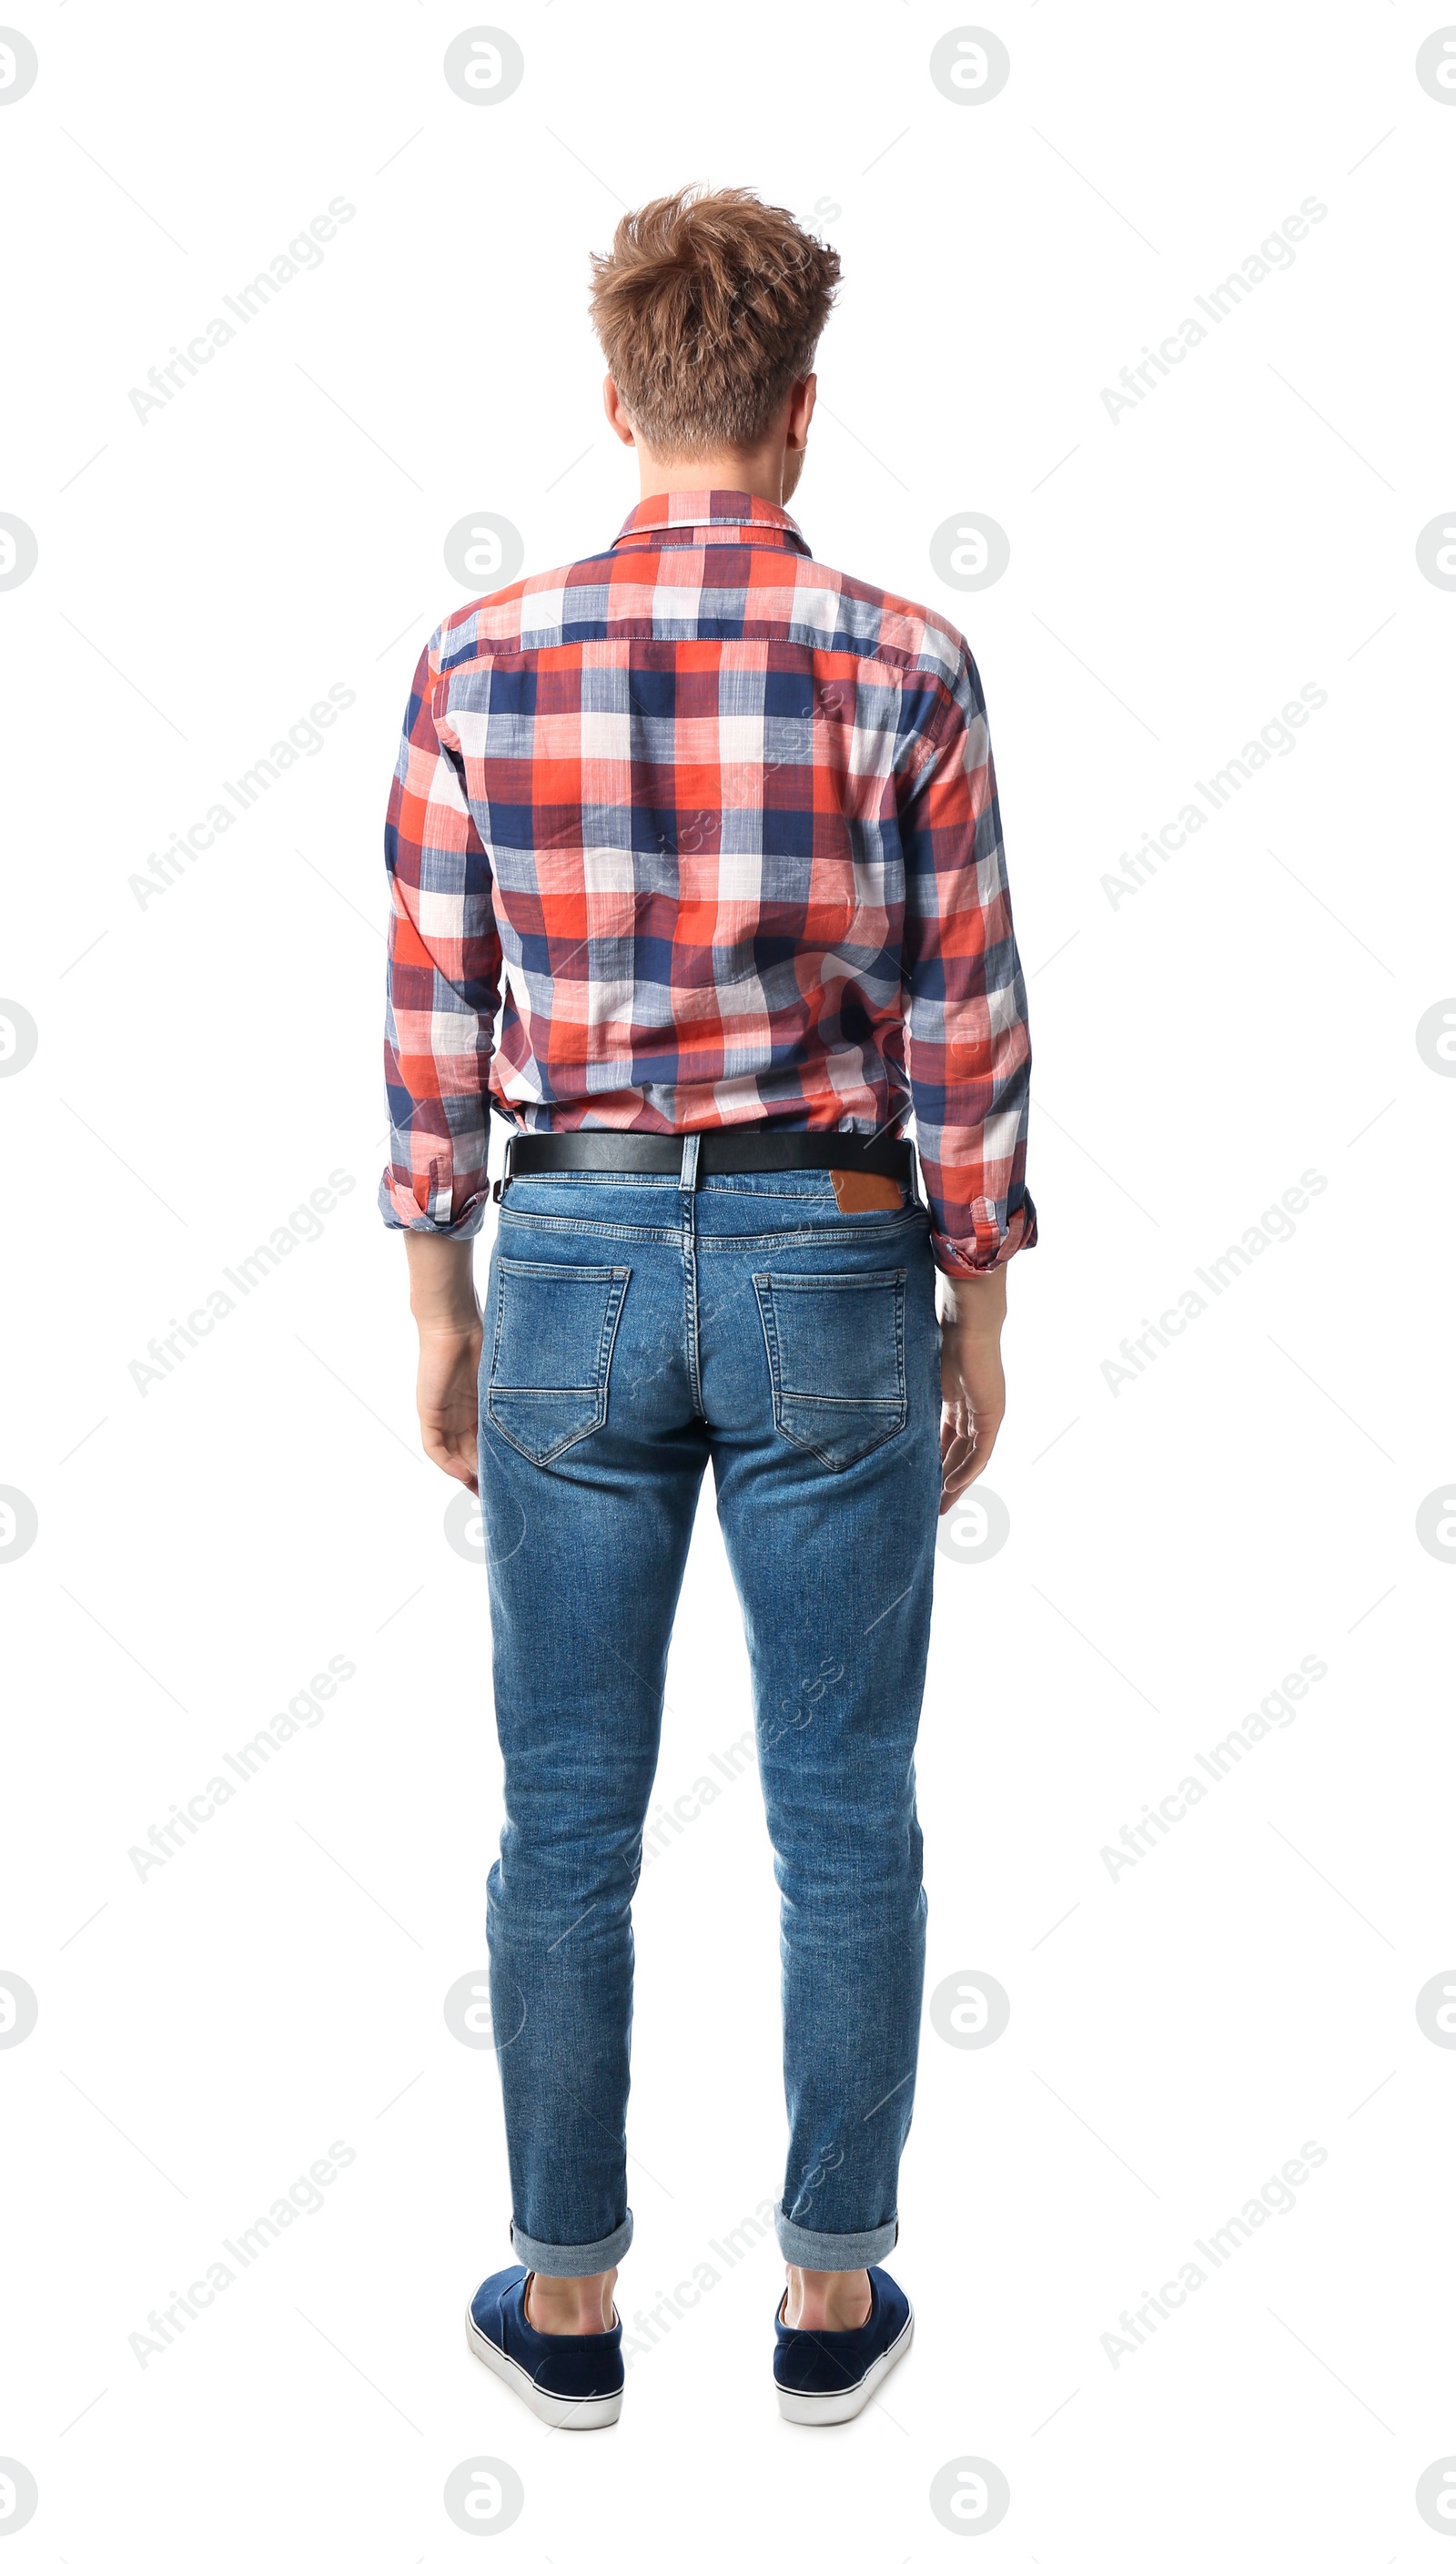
[899,649,1036,1277]
[379,636,501,1236]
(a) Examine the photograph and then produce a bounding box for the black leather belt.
[501,1129,914,1181]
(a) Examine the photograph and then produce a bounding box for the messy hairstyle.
[588,186,841,456]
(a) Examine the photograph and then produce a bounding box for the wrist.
[411,1300,481,1335]
[938,1266,1007,1333]
[403,1230,479,1333]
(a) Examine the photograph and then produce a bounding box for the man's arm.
[899,647,1036,1504]
[380,635,502,1482]
[380,635,500,1239]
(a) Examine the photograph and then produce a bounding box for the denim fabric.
[477,1165,942,2275]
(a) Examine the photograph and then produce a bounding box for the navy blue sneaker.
[465,2265,623,2429]
[774,2266,914,2424]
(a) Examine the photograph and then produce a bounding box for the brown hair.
[588,186,840,458]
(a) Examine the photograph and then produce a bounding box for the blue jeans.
[476,1153,942,2275]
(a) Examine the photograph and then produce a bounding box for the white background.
[3,1,1455,2555]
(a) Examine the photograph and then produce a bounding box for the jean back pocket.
[753,1269,907,1471]
[486,1258,632,1466]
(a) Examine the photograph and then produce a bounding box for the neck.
[635,448,788,507]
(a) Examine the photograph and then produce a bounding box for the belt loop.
[502,1132,515,1189]
[907,1144,925,1208]
[679,1133,700,1193]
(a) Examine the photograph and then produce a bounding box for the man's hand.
[938,1265,1007,1515]
[403,1233,483,1493]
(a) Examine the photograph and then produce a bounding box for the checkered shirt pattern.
[381,490,1036,1276]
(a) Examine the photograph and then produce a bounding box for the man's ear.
[786,373,817,451]
[603,376,637,448]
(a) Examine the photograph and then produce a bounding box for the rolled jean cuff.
[774,2206,898,2270]
[509,2208,632,2277]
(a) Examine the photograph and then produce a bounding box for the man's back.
[383,488,1034,1277]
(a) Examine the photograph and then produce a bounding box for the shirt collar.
[612,488,812,556]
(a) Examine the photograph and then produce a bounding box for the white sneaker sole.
[464,2304,623,2430]
[775,2306,914,2426]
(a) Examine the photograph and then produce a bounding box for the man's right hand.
[403,1232,483,1492]
[414,1321,485,1492]
[938,1265,1007,1515]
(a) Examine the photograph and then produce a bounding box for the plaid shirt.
[380,490,1035,1276]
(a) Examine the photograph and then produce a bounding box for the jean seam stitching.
[774,1410,909,1469]
[486,1268,632,1464]
[753,1270,909,1466]
[500,1211,928,1248]
[683,1192,705,1418]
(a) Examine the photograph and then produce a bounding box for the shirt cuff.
[377,1169,489,1239]
[932,1193,1038,1278]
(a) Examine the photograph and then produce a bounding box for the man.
[381,186,1035,2428]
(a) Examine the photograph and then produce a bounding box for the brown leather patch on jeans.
[830,1170,903,1214]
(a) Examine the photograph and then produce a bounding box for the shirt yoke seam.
[430,629,968,727]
